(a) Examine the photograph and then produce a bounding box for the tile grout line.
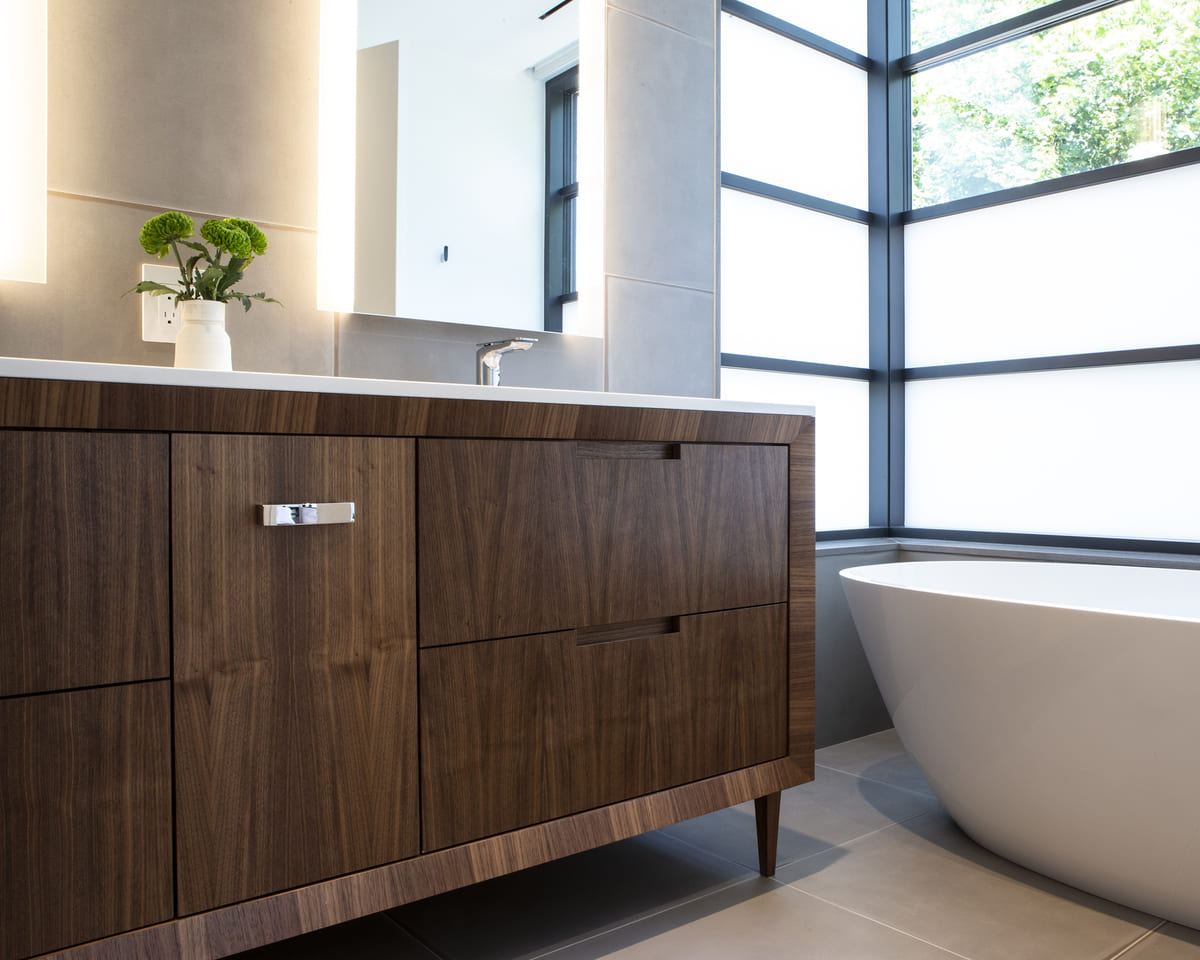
[378,909,452,960]
[657,766,941,875]
[1103,920,1169,960]
[813,759,939,801]
[607,4,716,46]
[776,885,977,960]
[650,826,761,874]
[526,875,786,960]
[773,806,941,873]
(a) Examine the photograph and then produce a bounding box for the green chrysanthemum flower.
[200,218,254,259]
[139,211,194,257]
[224,217,268,256]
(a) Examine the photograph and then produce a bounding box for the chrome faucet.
[475,338,537,386]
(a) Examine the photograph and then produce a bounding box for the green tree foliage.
[911,0,1200,206]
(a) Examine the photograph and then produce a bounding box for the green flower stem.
[172,241,189,297]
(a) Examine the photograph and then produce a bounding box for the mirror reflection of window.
[354,1,579,331]
[545,65,578,332]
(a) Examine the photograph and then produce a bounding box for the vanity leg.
[754,791,781,877]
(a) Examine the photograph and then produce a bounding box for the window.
[911,0,1200,207]
[901,0,1200,550]
[719,3,873,533]
[545,65,578,332]
[719,0,1200,552]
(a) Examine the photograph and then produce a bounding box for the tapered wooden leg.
[754,791,781,877]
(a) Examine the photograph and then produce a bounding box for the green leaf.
[123,280,179,298]
[226,290,282,312]
[217,264,245,295]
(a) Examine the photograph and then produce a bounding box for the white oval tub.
[840,560,1200,929]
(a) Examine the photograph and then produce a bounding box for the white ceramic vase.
[174,300,232,370]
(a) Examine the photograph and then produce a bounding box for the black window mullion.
[885,0,910,534]
[544,66,578,333]
[869,0,904,531]
[902,0,1132,73]
[722,0,872,70]
[905,146,1200,222]
[721,353,873,381]
[722,173,872,224]
[905,344,1200,381]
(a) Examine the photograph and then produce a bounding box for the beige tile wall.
[0,0,330,373]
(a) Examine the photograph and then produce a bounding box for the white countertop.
[0,357,815,417]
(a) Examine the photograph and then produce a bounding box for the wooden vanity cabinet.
[0,376,813,960]
[418,439,788,646]
[0,429,173,960]
[420,604,788,850]
[418,438,792,851]
[171,435,419,914]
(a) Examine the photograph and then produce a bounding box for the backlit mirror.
[354,0,584,332]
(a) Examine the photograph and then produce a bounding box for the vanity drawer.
[0,431,170,697]
[418,439,788,647]
[0,682,173,960]
[419,603,788,851]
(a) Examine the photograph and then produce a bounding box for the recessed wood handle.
[575,441,681,461]
[575,616,680,646]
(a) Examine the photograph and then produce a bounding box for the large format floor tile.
[814,728,938,799]
[387,830,754,960]
[660,762,941,870]
[539,877,964,960]
[1119,925,1200,959]
[777,809,1157,960]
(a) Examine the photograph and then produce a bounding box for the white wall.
[357,0,576,330]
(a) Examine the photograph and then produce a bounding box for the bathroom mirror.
[353,0,582,332]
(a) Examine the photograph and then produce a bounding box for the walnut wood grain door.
[0,431,169,696]
[419,604,788,850]
[418,440,788,647]
[0,684,173,960]
[172,435,418,914]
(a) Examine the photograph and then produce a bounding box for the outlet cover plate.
[141,264,181,342]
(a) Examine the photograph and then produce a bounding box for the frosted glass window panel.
[905,363,1200,541]
[905,163,1200,367]
[741,0,868,55]
[722,14,869,210]
[721,368,869,531]
[721,190,869,367]
[911,0,1200,206]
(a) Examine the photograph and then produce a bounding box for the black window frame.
[720,0,1200,554]
[545,65,579,333]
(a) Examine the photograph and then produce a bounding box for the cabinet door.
[419,604,788,850]
[0,431,169,696]
[0,684,173,960]
[172,435,418,914]
[419,440,788,646]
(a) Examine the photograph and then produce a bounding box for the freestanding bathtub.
[840,560,1200,929]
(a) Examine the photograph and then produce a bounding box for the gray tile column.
[602,0,719,398]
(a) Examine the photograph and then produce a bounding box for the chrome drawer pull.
[258,502,356,526]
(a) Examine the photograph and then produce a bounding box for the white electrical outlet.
[140,263,182,342]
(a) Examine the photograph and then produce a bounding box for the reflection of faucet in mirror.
[476,338,538,386]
